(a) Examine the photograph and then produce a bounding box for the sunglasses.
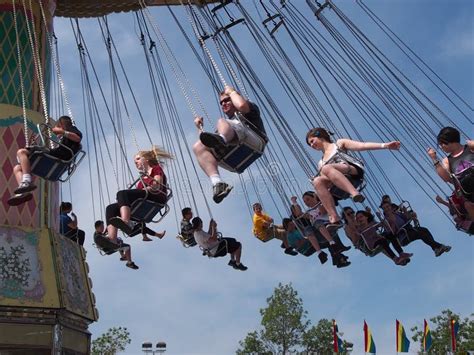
[345,210,354,215]
[220,97,232,105]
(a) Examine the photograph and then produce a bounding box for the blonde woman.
[108,146,172,237]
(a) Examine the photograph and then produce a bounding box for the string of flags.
[330,318,461,354]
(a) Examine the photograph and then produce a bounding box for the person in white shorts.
[193,86,267,203]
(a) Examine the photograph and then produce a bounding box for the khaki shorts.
[227,119,266,153]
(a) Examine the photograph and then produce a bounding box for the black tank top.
[448,145,474,176]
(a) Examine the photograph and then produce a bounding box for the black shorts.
[213,237,241,257]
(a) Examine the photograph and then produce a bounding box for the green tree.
[91,326,131,355]
[411,309,474,355]
[302,319,352,355]
[236,283,350,354]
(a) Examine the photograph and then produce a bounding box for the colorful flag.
[396,320,410,353]
[364,320,376,354]
[422,319,433,352]
[451,318,459,352]
[333,319,344,353]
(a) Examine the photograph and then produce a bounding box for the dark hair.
[191,217,202,230]
[58,115,74,130]
[356,210,374,223]
[60,202,72,213]
[437,127,460,144]
[282,218,292,230]
[94,220,104,228]
[306,127,332,145]
[252,203,262,210]
[341,207,354,224]
[182,207,192,217]
[302,191,316,199]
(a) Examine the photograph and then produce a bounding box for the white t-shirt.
[194,230,220,255]
[307,206,329,223]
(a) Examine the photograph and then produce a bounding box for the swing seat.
[217,143,264,174]
[30,148,85,182]
[130,198,169,224]
[330,175,366,201]
[93,234,127,256]
[177,234,197,247]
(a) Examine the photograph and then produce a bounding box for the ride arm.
[467,140,474,151]
[427,147,452,183]
[52,126,81,143]
[224,85,250,113]
[67,213,78,229]
[337,138,400,152]
[435,195,450,208]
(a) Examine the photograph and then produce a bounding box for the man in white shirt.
[192,217,248,271]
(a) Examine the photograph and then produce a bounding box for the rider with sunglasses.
[193,86,267,203]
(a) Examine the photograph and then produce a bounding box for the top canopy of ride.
[55,0,219,18]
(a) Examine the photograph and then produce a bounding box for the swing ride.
[0,0,472,353]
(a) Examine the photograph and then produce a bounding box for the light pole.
[142,341,167,354]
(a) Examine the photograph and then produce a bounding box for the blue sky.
[52,1,473,354]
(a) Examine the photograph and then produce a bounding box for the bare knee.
[313,176,328,189]
[193,141,206,156]
[17,148,28,157]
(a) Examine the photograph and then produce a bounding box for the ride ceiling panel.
[55,0,219,18]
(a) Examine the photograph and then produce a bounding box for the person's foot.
[434,245,451,257]
[351,193,365,203]
[7,192,33,206]
[228,260,237,268]
[119,255,127,261]
[332,253,349,266]
[336,257,351,268]
[14,181,37,194]
[234,262,248,271]
[394,256,410,266]
[213,182,233,203]
[399,252,413,259]
[126,261,139,270]
[340,244,352,252]
[156,230,166,239]
[318,251,328,264]
[142,235,153,242]
[284,247,298,256]
[200,132,227,150]
[110,217,137,235]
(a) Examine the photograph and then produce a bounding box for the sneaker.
[284,247,298,256]
[434,245,451,257]
[340,244,352,252]
[110,217,137,235]
[142,235,153,242]
[394,256,410,266]
[14,181,37,194]
[7,192,33,206]
[119,256,127,261]
[399,252,413,259]
[318,251,328,264]
[352,194,365,203]
[332,253,349,266]
[200,132,227,150]
[126,261,139,270]
[228,260,237,268]
[234,262,248,271]
[213,182,233,203]
[336,258,351,268]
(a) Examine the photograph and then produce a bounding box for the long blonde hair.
[137,145,173,166]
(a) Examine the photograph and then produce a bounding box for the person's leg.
[117,189,146,222]
[319,163,361,197]
[17,148,32,177]
[464,201,474,221]
[192,141,220,178]
[407,227,442,250]
[304,228,328,264]
[216,118,237,143]
[106,203,120,242]
[13,165,23,185]
[313,176,339,223]
[383,233,407,255]
[77,229,85,246]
